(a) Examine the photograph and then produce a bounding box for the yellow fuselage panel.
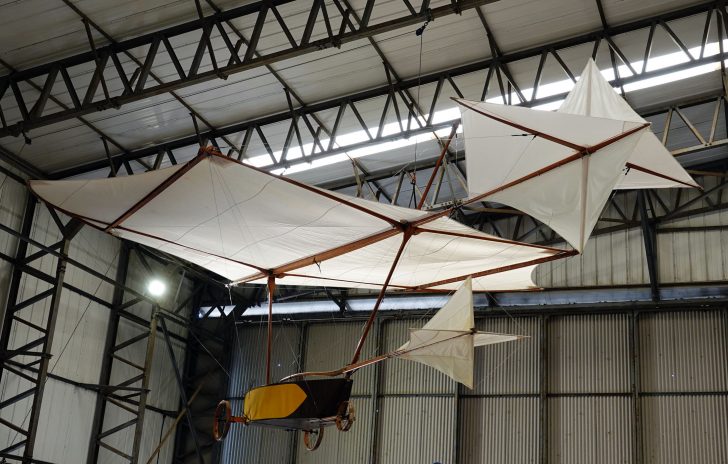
[244,383,308,421]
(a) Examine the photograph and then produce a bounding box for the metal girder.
[158,316,203,464]
[638,191,660,301]
[83,244,214,464]
[86,242,130,464]
[46,1,725,179]
[0,196,80,462]
[88,302,159,463]
[0,0,495,140]
[171,316,233,464]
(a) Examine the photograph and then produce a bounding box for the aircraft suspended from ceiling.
[29,59,697,450]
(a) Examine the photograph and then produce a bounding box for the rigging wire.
[209,159,244,351]
[409,16,428,208]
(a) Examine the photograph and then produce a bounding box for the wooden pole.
[266,275,276,385]
[348,228,412,369]
[416,122,459,210]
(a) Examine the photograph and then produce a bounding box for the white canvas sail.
[29,151,566,292]
[458,98,648,251]
[398,278,524,389]
[559,59,698,189]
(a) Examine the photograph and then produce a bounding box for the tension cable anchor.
[416,9,433,36]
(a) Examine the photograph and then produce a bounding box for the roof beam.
[0,0,496,139]
[47,1,722,179]
[59,0,254,163]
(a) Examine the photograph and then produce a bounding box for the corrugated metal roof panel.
[602,0,707,27]
[97,408,178,464]
[222,324,302,463]
[33,379,97,463]
[371,9,491,78]
[304,322,376,396]
[482,0,602,55]
[229,324,302,395]
[221,400,295,464]
[0,0,251,69]
[49,224,118,385]
[0,171,25,332]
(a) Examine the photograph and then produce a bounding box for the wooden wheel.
[335,400,356,432]
[303,426,324,451]
[213,400,232,441]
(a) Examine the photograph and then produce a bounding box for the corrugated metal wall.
[227,309,728,464]
[222,324,302,464]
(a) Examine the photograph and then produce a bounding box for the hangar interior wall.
[0,165,196,464]
[224,310,728,464]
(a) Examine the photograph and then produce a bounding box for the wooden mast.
[416,122,459,210]
[266,274,276,385]
[348,227,413,371]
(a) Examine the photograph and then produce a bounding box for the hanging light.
[147,278,166,297]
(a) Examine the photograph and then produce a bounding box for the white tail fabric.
[398,278,523,389]
[459,59,697,252]
[459,98,647,252]
[559,59,698,189]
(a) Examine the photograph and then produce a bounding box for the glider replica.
[28,59,697,450]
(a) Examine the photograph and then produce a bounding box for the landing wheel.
[213,400,232,441]
[335,400,356,432]
[303,426,324,451]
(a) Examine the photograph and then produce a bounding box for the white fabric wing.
[559,59,698,189]
[29,154,561,292]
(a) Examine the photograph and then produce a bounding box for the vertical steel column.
[88,244,170,464]
[289,321,308,463]
[368,318,384,464]
[87,241,130,464]
[172,281,214,463]
[22,236,72,461]
[454,368,462,464]
[0,192,35,374]
[638,191,660,301]
[131,309,158,463]
[0,196,83,462]
[629,311,643,464]
[539,315,548,464]
[158,315,203,463]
